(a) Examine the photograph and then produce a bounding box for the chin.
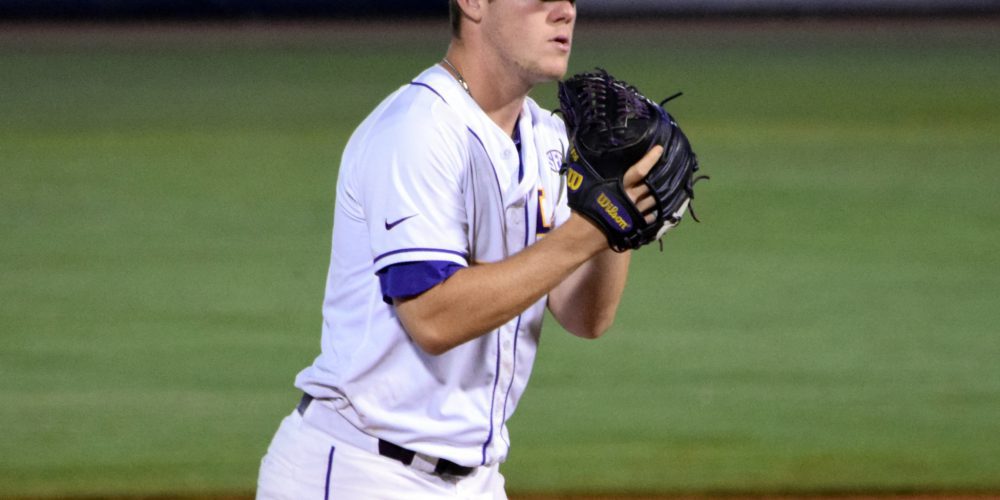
[521,56,571,86]
[540,61,570,82]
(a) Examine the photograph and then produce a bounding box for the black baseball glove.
[557,68,705,252]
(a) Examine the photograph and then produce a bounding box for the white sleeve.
[359,110,470,271]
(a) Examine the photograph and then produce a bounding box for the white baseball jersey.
[294,64,571,468]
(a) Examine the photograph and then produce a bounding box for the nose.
[549,0,576,24]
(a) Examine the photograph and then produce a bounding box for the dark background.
[2,0,999,20]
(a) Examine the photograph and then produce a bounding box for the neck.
[443,43,528,136]
[441,57,470,94]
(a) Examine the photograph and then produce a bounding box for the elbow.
[410,329,454,356]
[550,289,621,340]
[565,315,615,340]
[395,297,458,356]
[570,328,604,340]
[399,314,463,356]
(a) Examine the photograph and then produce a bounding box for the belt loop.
[378,439,416,466]
[296,393,314,416]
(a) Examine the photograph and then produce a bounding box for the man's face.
[481,0,576,85]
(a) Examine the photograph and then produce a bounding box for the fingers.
[626,184,659,225]
[622,145,664,187]
[633,191,657,214]
[623,146,664,225]
[634,192,658,224]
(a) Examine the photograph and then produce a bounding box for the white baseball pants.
[256,405,507,499]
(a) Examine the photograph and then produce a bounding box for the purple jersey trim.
[499,175,531,438]
[481,134,531,465]
[377,260,464,303]
[481,325,504,465]
[324,446,335,500]
[409,81,448,104]
[499,315,523,449]
[513,124,523,182]
[373,247,468,265]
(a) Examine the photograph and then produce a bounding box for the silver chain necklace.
[441,57,471,95]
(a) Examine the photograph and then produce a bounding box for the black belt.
[296,393,475,477]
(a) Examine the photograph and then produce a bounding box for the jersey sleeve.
[376,260,464,304]
[358,97,471,271]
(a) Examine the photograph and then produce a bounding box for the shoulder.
[349,82,470,167]
[379,83,468,142]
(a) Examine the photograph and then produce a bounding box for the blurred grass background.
[1,19,999,497]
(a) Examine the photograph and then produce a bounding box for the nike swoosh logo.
[384,214,418,231]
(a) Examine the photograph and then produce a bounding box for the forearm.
[394,214,606,355]
[547,246,631,338]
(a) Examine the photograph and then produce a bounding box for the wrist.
[560,213,612,256]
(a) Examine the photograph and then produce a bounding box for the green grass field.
[1,20,999,498]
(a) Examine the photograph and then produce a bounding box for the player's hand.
[622,145,664,225]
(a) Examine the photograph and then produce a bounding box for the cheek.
[486,18,525,52]
[503,21,532,48]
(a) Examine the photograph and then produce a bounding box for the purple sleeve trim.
[377,260,465,304]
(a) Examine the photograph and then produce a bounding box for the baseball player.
[256,1,664,498]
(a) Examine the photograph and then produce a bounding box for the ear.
[455,0,485,23]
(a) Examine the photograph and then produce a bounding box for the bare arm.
[395,146,663,355]
[547,145,663,338]
[394,214,606,355]
[546,248,630,339]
